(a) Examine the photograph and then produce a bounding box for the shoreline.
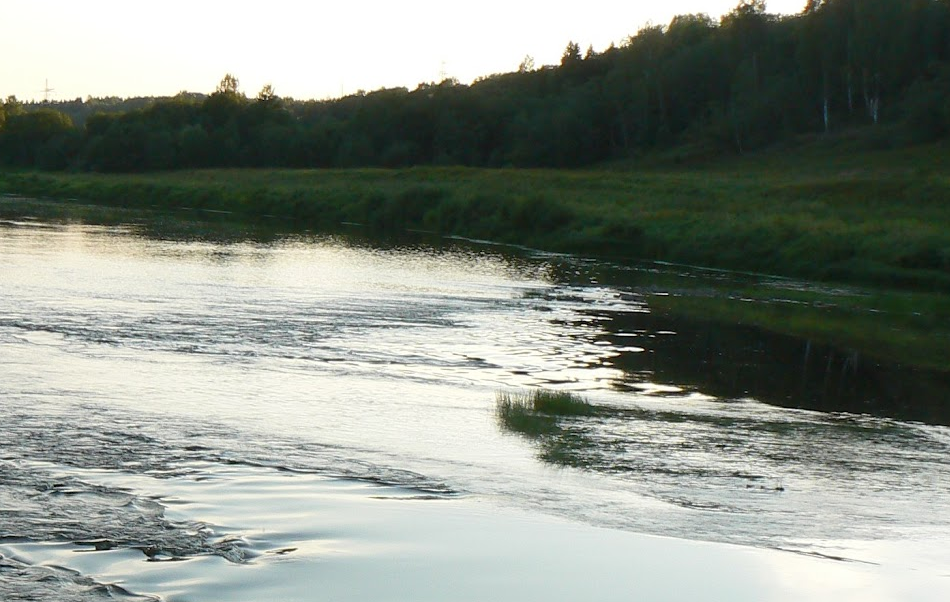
[3,193,950,378]
[2,142,950,292]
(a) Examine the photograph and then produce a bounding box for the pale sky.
[2,1,806,102]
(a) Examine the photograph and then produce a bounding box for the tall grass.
[2,139,950,290]
[495,389,594,438]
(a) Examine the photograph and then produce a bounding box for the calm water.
[2,216,950,599]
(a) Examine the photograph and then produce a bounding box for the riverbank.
[3,197,948,388]
[2,140,949,291]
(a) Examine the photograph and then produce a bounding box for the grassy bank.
[2,140,950,290]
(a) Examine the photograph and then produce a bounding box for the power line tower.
[41,79,55,103]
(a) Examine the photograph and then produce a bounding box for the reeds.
[495,389,594,438]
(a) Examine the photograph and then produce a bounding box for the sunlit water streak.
[2,220,950,599]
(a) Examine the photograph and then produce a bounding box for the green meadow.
[3,139,948,291]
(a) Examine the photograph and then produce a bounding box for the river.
[2,211,949,601]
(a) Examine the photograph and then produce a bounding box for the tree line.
[2,0,950,172]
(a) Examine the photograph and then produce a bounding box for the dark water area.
[2,206,950,601]
[517,250,950,425]
[598,308,950,425]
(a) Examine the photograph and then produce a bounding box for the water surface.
[2,215,949,600]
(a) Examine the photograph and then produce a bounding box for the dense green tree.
[178,124,211,167]
[217,73,240,95]
[201,74,247,131]
[561,41,582,66]
[518,55,536,73]
[903,61,950,141]
[4,1,950,172]
[0,108,76,167]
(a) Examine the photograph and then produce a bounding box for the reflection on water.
[2,214,950,600]
[596,308,950,424]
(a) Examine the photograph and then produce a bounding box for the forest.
[2,0,950,172]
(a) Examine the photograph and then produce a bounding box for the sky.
[2,1,806,103]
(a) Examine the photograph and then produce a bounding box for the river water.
[2,214,950,600]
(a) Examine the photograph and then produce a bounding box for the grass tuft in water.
[495,389,594,438]
[529,389,595,416]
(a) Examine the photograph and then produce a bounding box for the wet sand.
[2,462,942,602]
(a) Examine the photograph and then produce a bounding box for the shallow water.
[2,216,950,600]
